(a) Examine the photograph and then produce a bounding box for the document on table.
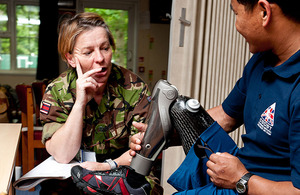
[13,156,79,191]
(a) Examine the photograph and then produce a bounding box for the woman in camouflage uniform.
[40,12,151,174]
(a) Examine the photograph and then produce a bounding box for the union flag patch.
[257,102,276,136]
[40,101,51,115]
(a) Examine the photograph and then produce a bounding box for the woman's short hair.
[58,12,116,63]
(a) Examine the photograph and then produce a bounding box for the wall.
[0,74,37,88]
[136,23,170,90]
[161,0,251,194]
[134,0,170,90]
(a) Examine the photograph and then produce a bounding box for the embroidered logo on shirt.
[257,103,276,136]
[40,101,51,115]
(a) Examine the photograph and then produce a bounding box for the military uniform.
[40,64,164,194]
[40,64,151,160]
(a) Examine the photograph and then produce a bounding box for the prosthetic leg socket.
[130,80,178,176]
[170,96,215,154]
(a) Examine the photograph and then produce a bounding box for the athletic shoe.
[71,165,151,195]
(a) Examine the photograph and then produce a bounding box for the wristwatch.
[104,159,118,169]
[236,172,254,194]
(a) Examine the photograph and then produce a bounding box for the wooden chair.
[15,83,47,175]
[31,81,49,165]
[32,81,46,126]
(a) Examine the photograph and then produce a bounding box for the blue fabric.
[168,122,239,194]
[172,182,239,195]
[222,50,300,188]
[167,143,204,192]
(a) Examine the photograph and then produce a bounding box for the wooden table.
[0,123,22,195]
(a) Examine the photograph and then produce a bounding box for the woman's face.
[68,26,113,85]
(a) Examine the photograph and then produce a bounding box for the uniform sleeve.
[289,87,300,189]
[40,81,73,144]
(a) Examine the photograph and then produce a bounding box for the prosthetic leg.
[131,80,215,176]
[130,80,179,176]
[71,80,215,195]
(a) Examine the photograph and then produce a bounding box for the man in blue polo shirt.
[130,0,300,194]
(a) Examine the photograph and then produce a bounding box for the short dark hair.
[237,0,300,23]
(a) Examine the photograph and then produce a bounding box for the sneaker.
[71,165,151,195]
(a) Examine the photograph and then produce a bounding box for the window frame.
[0,0,39,76]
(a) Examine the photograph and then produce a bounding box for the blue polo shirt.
[222,50,300,189]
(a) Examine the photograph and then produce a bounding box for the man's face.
[230,0,270,53]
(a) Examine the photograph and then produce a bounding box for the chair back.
[15,83,46,175]
[32,81,46,125]
[16,84,33,126]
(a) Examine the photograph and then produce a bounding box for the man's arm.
[206,106,300,194]
[207,105,240,133]
[207,152,300,194]
[248,175,300,195]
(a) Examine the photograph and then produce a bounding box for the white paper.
[13,156,79,191]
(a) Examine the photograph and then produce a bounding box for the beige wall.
[136,23,170,90]
[0,74,37,87]
[133,0,170,90]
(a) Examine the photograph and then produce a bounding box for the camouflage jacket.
[40,64,151,155]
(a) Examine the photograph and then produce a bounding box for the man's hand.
[129,121,147,157]
[206,152,248,189]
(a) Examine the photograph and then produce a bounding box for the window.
[0,0,39,74]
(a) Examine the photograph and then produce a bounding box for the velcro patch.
[40,101,51,115]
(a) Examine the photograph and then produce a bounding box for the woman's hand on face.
[75,57,102,106]
[129,121,147,157]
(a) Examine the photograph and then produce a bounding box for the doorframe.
[77,0,139,72]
